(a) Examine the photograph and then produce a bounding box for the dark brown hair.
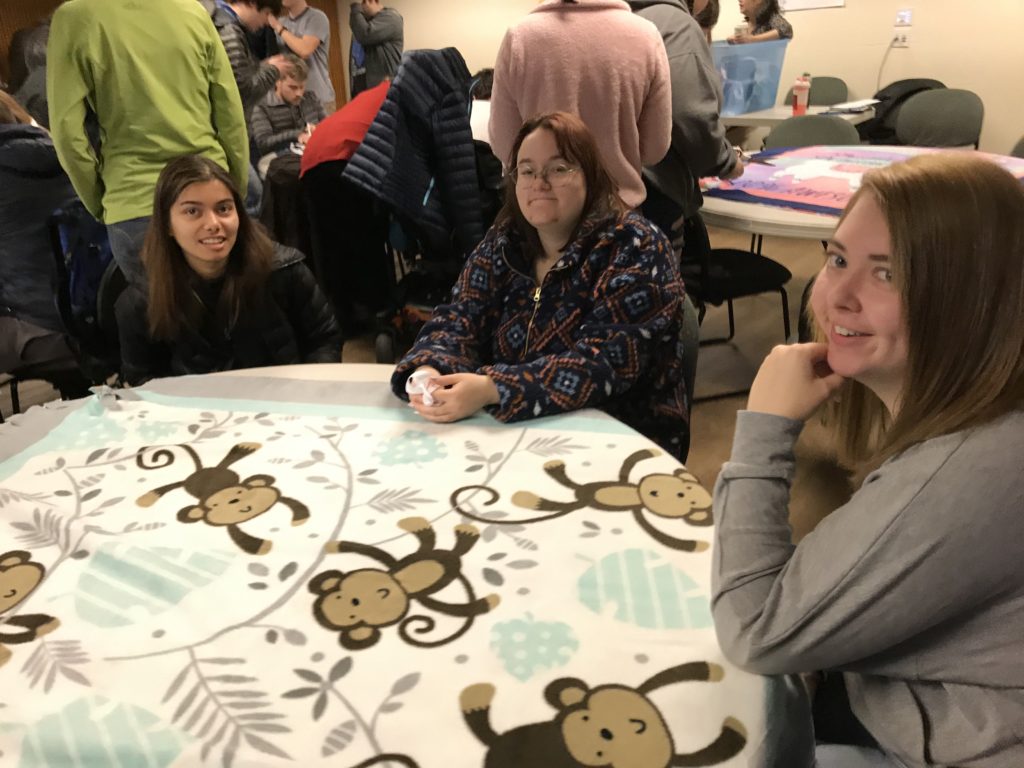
[496,112,626,258]
[817,153,1024,472]
[696,0,720,30]
[143,155,273,340]
[746,0,782,26]
[244,0,283,15]
[472,68,494,100]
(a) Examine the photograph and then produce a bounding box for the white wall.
[340,0,1024,153]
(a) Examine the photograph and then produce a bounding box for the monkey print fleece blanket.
[0,374,809,767]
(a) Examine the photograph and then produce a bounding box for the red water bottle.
[792,73,811,116]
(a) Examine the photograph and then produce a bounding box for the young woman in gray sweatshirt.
[712,153,1024,768]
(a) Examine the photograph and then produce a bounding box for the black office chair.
[697,108,844,348]
[684,239,792,345]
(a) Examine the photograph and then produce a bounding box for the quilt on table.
[0,379,809,767]
[704,145,1024,215]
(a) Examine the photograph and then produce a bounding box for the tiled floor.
[3,225,852,536]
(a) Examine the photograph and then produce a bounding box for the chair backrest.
[49,202,124,382]
[895,88,984,148]
[857,78,946,145]
[782,75,849,107]
[1010,135,1024,159]
[764,114,861,149]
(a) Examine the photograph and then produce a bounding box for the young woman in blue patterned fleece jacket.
[390,112,691,460]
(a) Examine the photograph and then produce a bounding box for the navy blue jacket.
[0,123,78,331]
[342,47,485,259]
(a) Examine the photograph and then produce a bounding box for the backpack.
[49,202,124,382]
[856,78,946,145]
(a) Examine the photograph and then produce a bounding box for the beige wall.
[342,0,1023,153]
[336,0,537,98]
[716,0,1024,152]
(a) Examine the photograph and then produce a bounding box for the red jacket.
[299,81,389,176]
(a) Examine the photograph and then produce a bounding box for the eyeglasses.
[511,162,581,187]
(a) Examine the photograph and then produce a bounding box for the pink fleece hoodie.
[489,0,672,208]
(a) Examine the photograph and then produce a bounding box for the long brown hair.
[0,91,33,125]
[143,155,273,340]
[819,153,1024,471]
[496,112,626,259]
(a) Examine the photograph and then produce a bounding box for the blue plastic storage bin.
[711,39,789,115]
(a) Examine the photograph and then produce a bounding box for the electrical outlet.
[895,9,912,26]
[892,28,911,48]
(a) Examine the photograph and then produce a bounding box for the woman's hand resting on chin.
[746,343,846,422]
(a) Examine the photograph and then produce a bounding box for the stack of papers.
[826,98,881,113]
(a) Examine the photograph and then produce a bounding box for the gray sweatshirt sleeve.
[711,410,1022,676]
[666,50,737,178]
[349,5,402,46]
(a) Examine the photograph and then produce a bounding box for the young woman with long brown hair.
[116,154,340,385]
[712,153,1024,767]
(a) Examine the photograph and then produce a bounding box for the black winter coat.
[342,47,485,259]
[0,123,78,331]
[116,245,341,385]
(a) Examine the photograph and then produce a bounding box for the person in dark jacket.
[115,155,340,386]
[0,93,86,394]
[391,112,691,461]
[210,0,293,120]
[251,54,325,175]
[211,0,296,216]
[348,0,403,94]
[629,0,742,263]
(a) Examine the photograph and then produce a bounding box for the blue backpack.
[49,202,124,381]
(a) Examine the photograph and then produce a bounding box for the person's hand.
[405,366,440,408]
[361,0,383,17]
[410,373,499,423]
[746,343,846,422]
[727,33,752,44]
[298,128,313,145]
[722,149,746,180]
[266,13,283,34]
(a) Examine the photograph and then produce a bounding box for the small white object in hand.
[405,369,439,406]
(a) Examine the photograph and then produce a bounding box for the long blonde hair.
[819,153,1024,471]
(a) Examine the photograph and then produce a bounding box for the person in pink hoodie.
[489,0,672,209]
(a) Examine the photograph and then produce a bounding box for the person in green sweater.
[47,0,249,290]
